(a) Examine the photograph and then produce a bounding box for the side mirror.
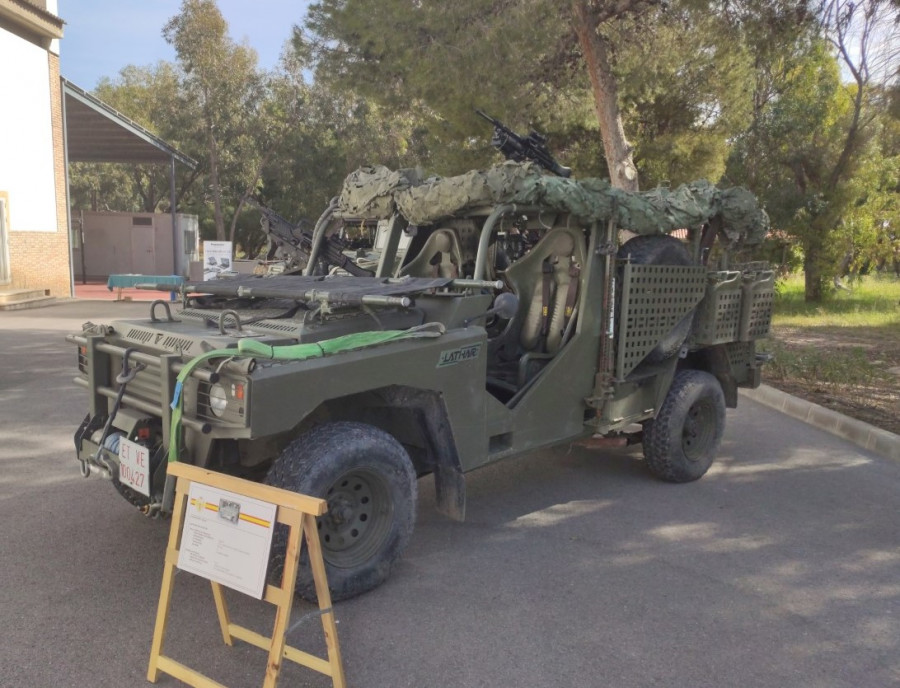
[464,291,519,327]
[490,292,519,320]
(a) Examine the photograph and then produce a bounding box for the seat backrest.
[397,228,462,279]
[505,228,586,355]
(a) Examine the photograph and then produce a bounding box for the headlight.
[208,383,228,417]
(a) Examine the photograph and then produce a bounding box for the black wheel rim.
[682,398,717,461]
[318,467,393,569]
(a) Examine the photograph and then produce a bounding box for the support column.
[61,77,75,293]
[170,156,179,276]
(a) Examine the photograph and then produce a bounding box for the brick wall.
[7,52,71,297]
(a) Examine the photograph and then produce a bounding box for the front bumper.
[74,409,171,512]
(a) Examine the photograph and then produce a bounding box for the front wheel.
[265,421,417,601]
[642,370,726,483]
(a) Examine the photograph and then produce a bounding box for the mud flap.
[434,463,466,522]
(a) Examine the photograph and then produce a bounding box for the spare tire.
[618,235,696,364]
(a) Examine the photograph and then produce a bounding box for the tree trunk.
[803,241,825,302]
[176,167,202,210]
[134,169,160,213]
[207,125,226,241]
[571,0,639,191]
[228,148,276,245]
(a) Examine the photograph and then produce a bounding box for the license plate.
[118,437,150,497]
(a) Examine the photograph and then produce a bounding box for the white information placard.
[177,481,277,599]
[202,241,233,280]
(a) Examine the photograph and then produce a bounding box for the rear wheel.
[265,421,417,601]
[643,369,725,482]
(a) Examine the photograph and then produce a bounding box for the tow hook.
[140,502,164,518]
[86,348,146,478]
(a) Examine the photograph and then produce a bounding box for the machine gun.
[247,198,372,277]
[476,109,571,178]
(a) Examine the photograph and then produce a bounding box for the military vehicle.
[68,160,773,601]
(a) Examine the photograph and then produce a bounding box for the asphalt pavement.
[1,300,898,688]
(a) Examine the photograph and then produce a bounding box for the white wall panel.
[0,26,59,233]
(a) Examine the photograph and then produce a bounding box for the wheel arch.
[290,385,467,522]
[680,346,738,408]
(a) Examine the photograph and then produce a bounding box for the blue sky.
[59,0,309,90]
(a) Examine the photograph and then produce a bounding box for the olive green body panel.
[248,327,490,470]
[480,335,599,463]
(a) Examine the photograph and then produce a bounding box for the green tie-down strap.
[167,323,445,463]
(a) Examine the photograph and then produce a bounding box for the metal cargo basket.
[692,270,743,345]
[615,263,707,379]
[739,268,775,341]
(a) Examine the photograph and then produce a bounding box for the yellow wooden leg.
[303,513,346,688]
[211,582,234,647]
[147,488,188,682]
[263,509,303,688]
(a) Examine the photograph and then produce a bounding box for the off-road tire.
[265,421,417,602]
[618,235,695,363]
[642,369,725,482]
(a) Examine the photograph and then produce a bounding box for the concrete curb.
[739,384,900,463]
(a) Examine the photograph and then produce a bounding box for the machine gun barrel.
[180,280,411,308]
[475,109,571,178]
[247,198,371,277]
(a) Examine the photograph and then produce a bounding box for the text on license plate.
[118,437,150,497]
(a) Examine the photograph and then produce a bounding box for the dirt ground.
[765,324,900,437]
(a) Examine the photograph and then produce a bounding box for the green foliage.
[302,1,566,173]
[258,79,428,226]
[726,0,900,302]
[615,5,755,186]
[70,0,897,294]
[773,272,900,325]
[69,163,141,213]
[299,0,813,188]
[838,151,900,275]
[164,0,267,240]
[726,36,894,299]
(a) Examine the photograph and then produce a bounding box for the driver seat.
[504,227,585,384]
[397,228,463,279]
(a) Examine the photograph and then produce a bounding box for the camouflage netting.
[338,162,769,244]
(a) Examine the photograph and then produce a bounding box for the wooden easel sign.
[147,461,346,688]
[177,480,277,598]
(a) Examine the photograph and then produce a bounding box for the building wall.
[73,211,183,280]
[0,22,71,296]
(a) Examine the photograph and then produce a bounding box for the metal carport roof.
[60,78,198,294]
[62,78,196,168]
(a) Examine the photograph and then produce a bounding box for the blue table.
[107,274,184,301]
